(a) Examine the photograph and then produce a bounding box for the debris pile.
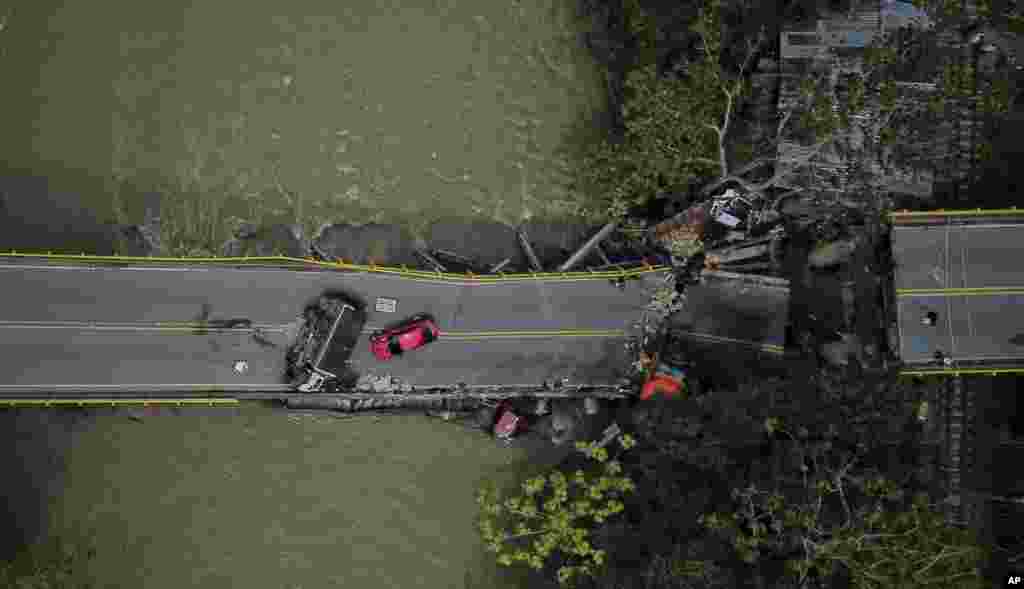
[649,205,707,261]
[643,272,685,331]
[355,373,414,393]
[285,395,480,414]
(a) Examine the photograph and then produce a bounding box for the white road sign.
[375,297,397,313]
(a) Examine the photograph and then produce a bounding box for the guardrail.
[0,385,634,406]
[0,398,240,407]
[0,251,669,282]
[899,367,1024,376]
[889,208,1024,219]
[896,287,1024,297]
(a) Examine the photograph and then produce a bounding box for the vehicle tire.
[422,328,436,343]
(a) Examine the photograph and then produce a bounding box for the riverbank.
[0,403,605,589]
[108,210,652,276]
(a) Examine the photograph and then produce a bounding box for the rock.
[426,218,524,269]
[355,375,376,392]
[534,399,550,416]
[313,223,418,266]
[116,226,151,256]
[235,222,259,239]
[137,219,164,255]
[220,238,245,257]
[550,403,579,446]
[217,223,308,258]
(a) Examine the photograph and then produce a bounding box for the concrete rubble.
[355,373,414,394]
[643,271,684,331]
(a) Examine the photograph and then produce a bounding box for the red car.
[370,314,440,360]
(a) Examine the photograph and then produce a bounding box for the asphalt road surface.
[668,275,789,350]
[892,224,1024,291]
[892,223,1024,366]
[0,261,661,393]
[898,292,1024,365]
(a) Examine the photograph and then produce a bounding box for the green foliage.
[1010,13,1024,34]
[844,75,867,117]
[690,0,723,60]
[0,534,96,589]
[911,0,965,20]
[573,0,738,217]
[623,0,658,65]
[825,496,985,588]
[703,416,987,589]
[664,234,705,259]
[878,79,898,114]
[980,77,1012,117]
[577,62,723,217]
[476,434,637,586]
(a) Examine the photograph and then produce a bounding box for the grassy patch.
[0,530,97,589]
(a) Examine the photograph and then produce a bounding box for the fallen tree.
[574,0,1012,219]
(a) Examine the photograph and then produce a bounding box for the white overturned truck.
[286,292,367,393]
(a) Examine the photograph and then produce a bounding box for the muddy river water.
[2,406,561,588]
[0,0,609,585]
[1,0,607,250]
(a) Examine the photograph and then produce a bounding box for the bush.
[476,434,638,586]
[700,417,988,588]
[0,533,96,589]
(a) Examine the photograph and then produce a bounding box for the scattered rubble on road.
[355,373,414,393]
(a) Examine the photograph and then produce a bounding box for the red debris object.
[639,374,686,400]
[493,402,523,440]
[639,360,688,401]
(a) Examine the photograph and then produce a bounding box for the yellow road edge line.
[437,329,627,335]
[899,367,1024,376]
[0,398,240,406]
[0,326,288,333]
[439,333,627,339]
[0,252,669,281]
[897,288,1024,296]
[889,208,1023,218]
[1,325,629,337]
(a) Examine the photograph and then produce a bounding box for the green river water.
[1,0,606,248]
[0,0,608,585]
[47,407,548,588]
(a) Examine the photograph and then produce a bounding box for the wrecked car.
[286,292,366,393]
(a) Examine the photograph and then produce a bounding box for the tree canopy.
[574,0,1015,218]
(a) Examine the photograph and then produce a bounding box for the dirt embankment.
[123,213,650,273]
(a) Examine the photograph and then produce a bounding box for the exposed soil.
[311,217,648,272]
